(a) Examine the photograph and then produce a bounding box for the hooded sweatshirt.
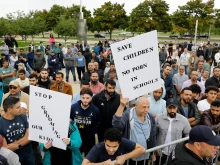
[70,100,101,140]
[148,84,166,116]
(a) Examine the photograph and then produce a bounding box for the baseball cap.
[9,80,20,87]
[166,98,178,107]
[189,125,220,146]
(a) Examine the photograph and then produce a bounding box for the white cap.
[20,102,27,109]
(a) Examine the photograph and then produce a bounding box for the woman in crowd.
[49,34,55,50]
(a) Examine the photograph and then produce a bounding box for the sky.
[1,0,220,17]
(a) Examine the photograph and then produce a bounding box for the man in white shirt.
[180,48,190,74]
[197,86,219,114]
[214,49,220,65]
[16,69,29,90]
[155,98,191,165]
[172,66,188,99]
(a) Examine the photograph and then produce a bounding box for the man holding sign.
[0,97,35,164]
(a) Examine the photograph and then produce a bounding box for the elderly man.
[112,97,156,165]
[155,98,191,165]
[0,80,29,115]
[182,71,205,101]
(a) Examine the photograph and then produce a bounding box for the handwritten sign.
[29,86,72,150]
[111,31,161,100]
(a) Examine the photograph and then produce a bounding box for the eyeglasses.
[9,86,17,90]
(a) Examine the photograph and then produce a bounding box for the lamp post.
[77,0,87,43]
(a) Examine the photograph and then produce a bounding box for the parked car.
[119,32,131,36]
[94,33,105,38]
[197,34,209,39]
[104,32,110,34]
[169,34,179,38]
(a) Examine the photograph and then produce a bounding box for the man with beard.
[48,51,59,73]
[70,87,101,156]
[205,67,220,88]
[200,100,220,133]
[177,87,201,127]
[155,98,191,165]
[161,65,173,100]
[148,87,166,118]
[23,74,39,95]
[89,71,104,94]
[82,62,102,83]
[38,68,54,89]
[92,80,120,142]
[182,71,205,101]
[94,62,104,83]
[50,72,73,96]
[198,70,210,87]
[197,86,218,114]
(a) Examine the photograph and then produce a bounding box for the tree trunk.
[109,30,112,40]
[42,32,45,38]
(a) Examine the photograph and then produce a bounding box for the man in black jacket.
[4,34,18,54]
[82,62,103,83]
[92,79,120,142]
[205,67,220,88]
[177,87,201,127]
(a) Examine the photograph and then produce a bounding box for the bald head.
[135,97,150,117]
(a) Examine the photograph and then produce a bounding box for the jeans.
[183,65,188,75]
[20,150,35,165]
[66,66,76,82]
[77,66,85,81]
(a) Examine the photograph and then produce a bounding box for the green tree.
[127,1,152,34]
[150,0,171,32]
[34,10,50,37]
[128,0,171,34]
[47,5,67,30]
[54,16,77,43]
[93,1,128,39]
[0,18,10,37]
[171,0,214,37]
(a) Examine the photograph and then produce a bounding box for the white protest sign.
[29,86,72,150]
[111,31,160,100]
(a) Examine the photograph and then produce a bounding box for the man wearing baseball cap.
[167,125,220,165]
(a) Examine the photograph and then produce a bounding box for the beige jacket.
[0,91,29,115]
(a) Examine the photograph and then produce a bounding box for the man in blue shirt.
[76,51,86,83]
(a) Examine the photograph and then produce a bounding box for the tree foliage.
[54,16,77,43]
[171,0,214,37]
[128,0,171,34]
[93,1,128,39]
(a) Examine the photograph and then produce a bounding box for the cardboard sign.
[111,31,161,100]
[29,86,72,150]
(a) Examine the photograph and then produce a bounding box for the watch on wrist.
[18,143,22,149]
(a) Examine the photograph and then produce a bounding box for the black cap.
[189,125,220,146]
[172,59,177,63]
[166,98,178,107]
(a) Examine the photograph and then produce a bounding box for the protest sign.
[29,86,72,150]
[111,31,161,100]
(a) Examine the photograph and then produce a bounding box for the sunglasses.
[9,86,17,90]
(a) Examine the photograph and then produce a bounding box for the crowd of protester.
[0,33,220,165]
